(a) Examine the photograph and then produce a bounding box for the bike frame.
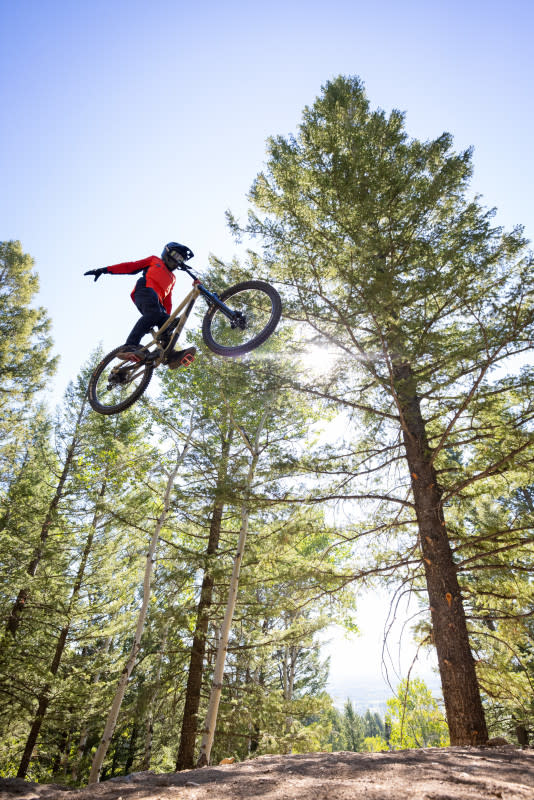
[132,266,243,367]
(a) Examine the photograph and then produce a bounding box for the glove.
[84,268,108,282]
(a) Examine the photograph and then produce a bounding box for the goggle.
[168,249,185,264]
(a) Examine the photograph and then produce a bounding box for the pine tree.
[363,709,384,738]
[343,700,365,751]
[153,327,345,767]
[15,480,107,778]
[175,417,235,770]
[0,240,56,487]
[454,483,534,742]
[88,420,195,784]
[196,401,273,767]
[2,357,157,779]
[191,345,351,765]
[203,506,354,762]
[239,75,534,744]
[4,382,89,639]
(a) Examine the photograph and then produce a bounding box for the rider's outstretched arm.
[104,257,153,276]
[84,257,152,282]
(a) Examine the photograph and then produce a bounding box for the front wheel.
[88,347,154,415]
[202,280,282,357]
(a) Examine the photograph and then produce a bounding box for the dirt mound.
[1,746,533,800]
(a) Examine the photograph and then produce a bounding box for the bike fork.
[196,284,245,328]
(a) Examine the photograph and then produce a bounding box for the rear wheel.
[202,280,282,356]
[88,347,153,415]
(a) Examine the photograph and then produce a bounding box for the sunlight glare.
[298,343,340,379]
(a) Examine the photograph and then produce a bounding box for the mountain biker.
[84,242,196,369]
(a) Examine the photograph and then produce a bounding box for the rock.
[487,737,512,747]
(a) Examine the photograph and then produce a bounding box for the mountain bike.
[87,265,282,415]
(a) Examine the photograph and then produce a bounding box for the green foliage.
[342,699,365,750]
[361,735,388,752]
[363,709,384,738]
[0,241,57,485]
[386,679,449,749]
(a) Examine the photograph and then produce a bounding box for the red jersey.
[107,256,176,314]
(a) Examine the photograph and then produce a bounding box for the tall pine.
[241,76,534,744]
[0,240,56,489]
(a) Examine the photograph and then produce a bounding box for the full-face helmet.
[161,242,194,269]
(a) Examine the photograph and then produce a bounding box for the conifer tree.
[15,480,107,778]
[2,358,156,779]
[239,75,534,744]
[196,401,272,767]
[0,378,94,773]
[190,341,351,764]
[5,383,89,639]
[151,325,341,767]
[454,483,534,741]
[343,699,365,751]
[88,420,195,784]
[175,416,235,771]
[0,240,56,487]
[199,505,354,762]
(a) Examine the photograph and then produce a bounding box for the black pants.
[126,287,169,346]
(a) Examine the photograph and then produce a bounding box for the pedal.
[180,353,195,366]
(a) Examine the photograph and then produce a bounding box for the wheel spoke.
[89,351,153,414]
[209,288,277,349]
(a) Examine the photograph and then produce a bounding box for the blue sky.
[2,0,533,694]
[2,0,533,399]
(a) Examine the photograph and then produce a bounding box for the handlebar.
[180,263,198,280]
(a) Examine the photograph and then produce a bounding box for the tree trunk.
[282,640,298,746]
[71,636,112,783]
[89,425,194,785]
[196,491,253,767]
[51,726,72,778]
[16,626,70,777]
[124,719,138,775]
[176,429,233,770]
[141,622,169,771]
[394,360,488,745]
[196,408,269,767]
[6,397,87,638]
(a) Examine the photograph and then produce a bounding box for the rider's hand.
[84,268,108,282]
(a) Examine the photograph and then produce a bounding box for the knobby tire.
[88,346,154,415]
